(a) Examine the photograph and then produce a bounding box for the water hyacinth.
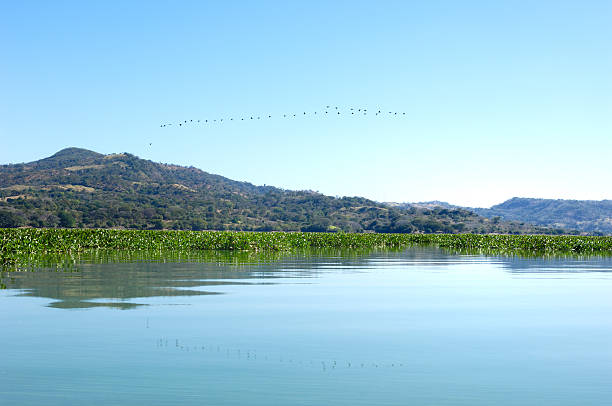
[1,229,612,271]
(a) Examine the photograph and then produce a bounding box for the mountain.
[472,197,612,235]
[0,148,564,234]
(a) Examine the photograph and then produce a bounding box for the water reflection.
[2,247,611,309]
[1,249,405,309]
[152,337,409,373]
[499,256,612,275]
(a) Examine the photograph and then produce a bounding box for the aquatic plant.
[1,229,612,272]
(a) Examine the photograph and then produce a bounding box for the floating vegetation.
[431,234,612,255]
[2,229,612,274]
[159,105,407,128]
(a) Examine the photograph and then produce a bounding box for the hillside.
[472,197,612,235]
[388,201,461,210]
[0,148,563,234]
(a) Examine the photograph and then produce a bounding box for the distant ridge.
[0,148,565,234]
[389,197,612,235]
[472,197,612,235]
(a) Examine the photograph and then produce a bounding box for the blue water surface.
[1,247,611,405]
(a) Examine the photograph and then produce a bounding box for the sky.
[1,1,610,208]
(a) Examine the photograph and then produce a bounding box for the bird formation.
[159,105,407,128]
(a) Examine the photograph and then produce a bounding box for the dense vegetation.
[0,148,560,234]
[472,197,612,235]
[0,229,425,255]
[2,229,612,270]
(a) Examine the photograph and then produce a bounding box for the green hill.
[0,148,563,234]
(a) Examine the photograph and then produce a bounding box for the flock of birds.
[159,105,407,128]
[157,337,407,372]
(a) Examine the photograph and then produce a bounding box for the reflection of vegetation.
[441,247,612,260]
[2,245,610,309]
[0,247,404,308]
[51,301,144,310]
[4,249,291,271]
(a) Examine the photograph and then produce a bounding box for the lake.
[1,247,611,405]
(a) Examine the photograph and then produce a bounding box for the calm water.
[1,247,611,405]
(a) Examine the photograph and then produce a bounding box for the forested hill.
[0,148,562,234]
[472,197,612,235]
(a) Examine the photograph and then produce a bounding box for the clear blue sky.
[1,1,610,207]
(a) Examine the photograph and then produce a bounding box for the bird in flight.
[160,104,405,128]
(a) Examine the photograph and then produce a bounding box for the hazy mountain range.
[0,148,563,234]
[472,198,612,235]
[393,198,612,235]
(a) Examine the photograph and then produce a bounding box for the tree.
[190,218,206,231]
[0,210,24,228]
[151,219,164,230]
[58,211,76,228]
